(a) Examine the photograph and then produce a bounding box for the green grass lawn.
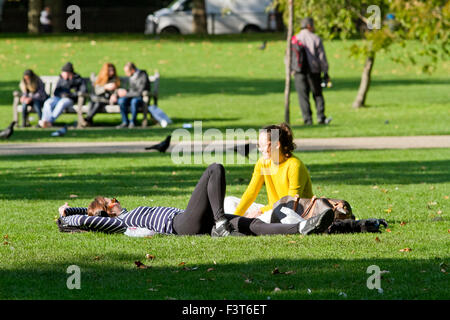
[1,148,448,299]
[0,33,449,143]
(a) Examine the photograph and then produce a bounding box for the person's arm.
[59,202,88,217]
[291,159,313,198]
[31,79,47,101]
[317,39,329,74]
[125,71,149,98]
[233,160,264,216]
[94,83,106,96]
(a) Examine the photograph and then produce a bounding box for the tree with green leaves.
[276,0,449,108]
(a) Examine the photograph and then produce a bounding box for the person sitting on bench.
[83,63,120,126]
[18,69,48,127]
[115,62,150,129]
[39,62,87,128]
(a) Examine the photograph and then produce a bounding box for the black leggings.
[172,163,299,236]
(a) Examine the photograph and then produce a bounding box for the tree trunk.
[353,54,375,108]
[47,0,64,32]
[28,0,42,34]
[193,0,207,34]
[283,0,293,124]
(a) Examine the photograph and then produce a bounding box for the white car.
[145,0,277,35]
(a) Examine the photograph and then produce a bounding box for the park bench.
[12,71,160,128]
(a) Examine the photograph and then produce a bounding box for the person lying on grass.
[224,122,313,221]
[58,163,334,237]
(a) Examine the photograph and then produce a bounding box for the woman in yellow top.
[224,123,313,221]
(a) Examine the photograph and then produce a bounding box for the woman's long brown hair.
[262,122,296,158]
[95,63,120,87]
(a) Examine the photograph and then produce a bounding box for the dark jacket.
[53,73,87,102]
[125,69,150,98]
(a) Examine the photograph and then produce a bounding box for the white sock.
[280,207,306,224]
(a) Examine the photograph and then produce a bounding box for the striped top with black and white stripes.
[62,206,184,234]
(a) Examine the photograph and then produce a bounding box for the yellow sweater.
[234,155,313,215]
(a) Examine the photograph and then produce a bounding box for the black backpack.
[291,35,309,74]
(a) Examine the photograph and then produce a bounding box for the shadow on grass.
[1,255,447,299]
[0,152,448,200]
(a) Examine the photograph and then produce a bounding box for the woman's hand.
[59,202,70,217]
[117,88,127,97]
[246,209,263,218]
[109,94,118,104]
[104,83,116,91]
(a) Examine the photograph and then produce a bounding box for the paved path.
[0,135,448,156]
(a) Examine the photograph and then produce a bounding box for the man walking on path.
[293,17,331,125]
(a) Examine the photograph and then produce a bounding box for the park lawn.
[0,147,448,300]
[0,33,449,143]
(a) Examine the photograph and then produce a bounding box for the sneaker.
[211,218,231,237]
[318,117,332,125]
[116,123,128,129]
[300,208,334,235]
[128,122,135,129]
[38,120,52,128]
[304,119,313,125]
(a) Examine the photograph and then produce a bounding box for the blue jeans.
[22,99,44,125]
[42,96,74,123]
[118,97,143,125]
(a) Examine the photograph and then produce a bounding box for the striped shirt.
[62,206,184,234]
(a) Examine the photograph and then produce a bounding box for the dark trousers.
[173,163,227,235]
[294,72,326,123]
[172,163,300,236]
[86,101,106,122]
[22,100,44,126]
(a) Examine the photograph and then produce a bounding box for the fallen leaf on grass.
[145,254,155,260]
[272,267,296,275]
[207,268,215,272]
[288,240,297,244]
[400,221,407,226]
[375,237,381,242]
[69,194,78,198]
[178,262,186,266]
[135,261,150,269]
[147,288,158,291]
[273,287,281,292]
[384,208,392,214]
[57,173,63,177]
[244,279,252,284]
[399,248,412,252]
[386,229,392,233]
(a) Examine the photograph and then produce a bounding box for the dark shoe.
[116,123,128,129]
[300,208,334,235]
[304,119,313,125]
[318,117,332,125]
[211,218,231,237]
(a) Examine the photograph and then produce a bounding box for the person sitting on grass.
[115,62,150,129]
[58,163,334,237]
[19,69,48,127]
[224,123,313,222]
[83,63,120,127]
[39,62,87,128]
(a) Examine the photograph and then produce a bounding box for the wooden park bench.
[12,71,160,128]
